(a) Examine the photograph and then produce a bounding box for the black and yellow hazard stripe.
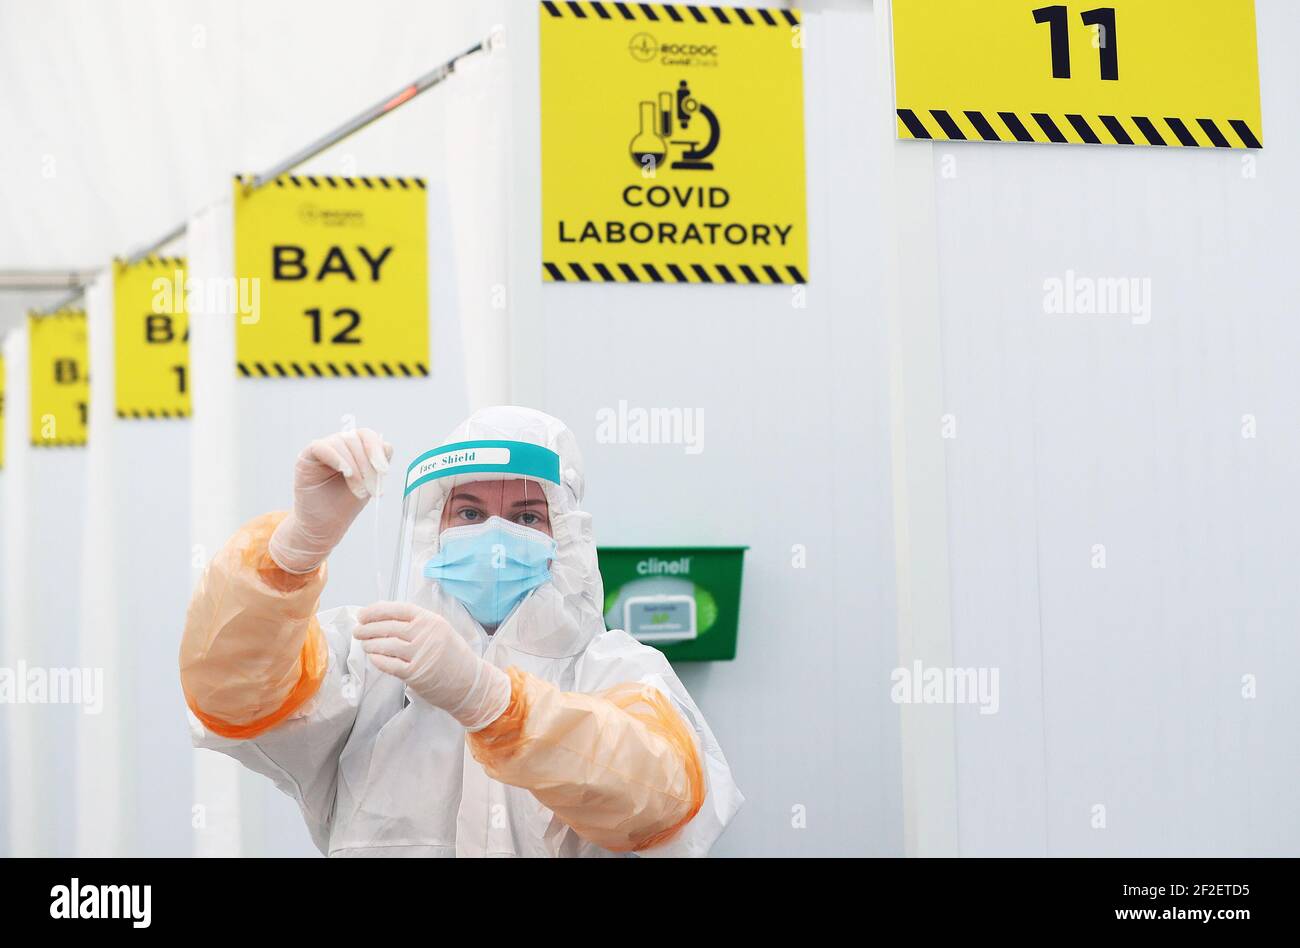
[116,408,189,420]
[30,438,86,448]
[541,2,800,26]
[897,109,1262,150]
[234,174,428,190]
[544,261,806,284]
[237,360,430,378]
[271,174,427,190]
[116,254,185,269]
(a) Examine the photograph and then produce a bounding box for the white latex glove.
[268,428,393,574]
[354,601,511,731]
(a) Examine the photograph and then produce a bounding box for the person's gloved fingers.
[364,651,411,679]
[358,428,390,473]
[357,428,391,497]
[358,635,417,662]
[303,436,355,486]
[352,618,416,643]
[358,600,424,624]
[335,430,374,499]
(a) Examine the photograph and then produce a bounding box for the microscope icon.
[629,80,721,172]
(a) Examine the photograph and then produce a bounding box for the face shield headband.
[391,440,565,611]
[403,440,563,498]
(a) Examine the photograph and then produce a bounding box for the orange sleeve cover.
[467,667,706,853]
[179,511,329,740]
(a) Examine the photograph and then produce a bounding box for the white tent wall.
[501,5,905,857]
[0,0,497,289]
[0,351,6,854]
[444,32,514,412]
[879,0,1300,855]
[77,271,123,855]
[0,334,22,858]
[115,402,194,856]
[78,268,196,856]
[0,460,5,856]
[0,324,86,856]
[0,301,73,861]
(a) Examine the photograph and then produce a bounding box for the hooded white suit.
[182,407,742,857]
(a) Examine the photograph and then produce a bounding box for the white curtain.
[76,269,125,855]
[918,0,1300,858]
[1,322,87,855]
[76,265,198,856]
[0,330,26,855]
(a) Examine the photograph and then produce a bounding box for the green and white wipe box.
[597,547,746,662]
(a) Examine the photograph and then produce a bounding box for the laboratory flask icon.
[628,80,721,172]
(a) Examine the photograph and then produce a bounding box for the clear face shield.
[392,440,564,634]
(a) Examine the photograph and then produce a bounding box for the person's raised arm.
[179,429,390,738]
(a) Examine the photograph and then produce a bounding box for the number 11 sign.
[891,0,1262,149]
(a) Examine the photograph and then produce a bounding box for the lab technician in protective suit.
[179,406,741,857]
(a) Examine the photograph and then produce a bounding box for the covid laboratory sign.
[539,2,808,284]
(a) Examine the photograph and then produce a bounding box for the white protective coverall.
[179,406,742,857]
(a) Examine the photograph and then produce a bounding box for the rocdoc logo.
[629,32,658,62]
[299,203,365,228]
[628,32,720,66]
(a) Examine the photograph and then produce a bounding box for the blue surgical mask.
[423,516,557,627]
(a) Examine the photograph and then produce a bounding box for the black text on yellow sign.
[28,310,89,448]
[233,175,430,378]
[114,256,190,419]
[892,0,1263,149]
[540,2,808,284]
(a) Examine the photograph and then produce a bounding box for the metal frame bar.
[248,39,484,190]
[0,269,97,290]
[30,284,88,316]
[18,36,493,318]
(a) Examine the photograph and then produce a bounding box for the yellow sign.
[540,2,808,284]
[233,175,430,378]
[28,310,89,447]
[114,256,190,418]
[893,0,1263,149]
